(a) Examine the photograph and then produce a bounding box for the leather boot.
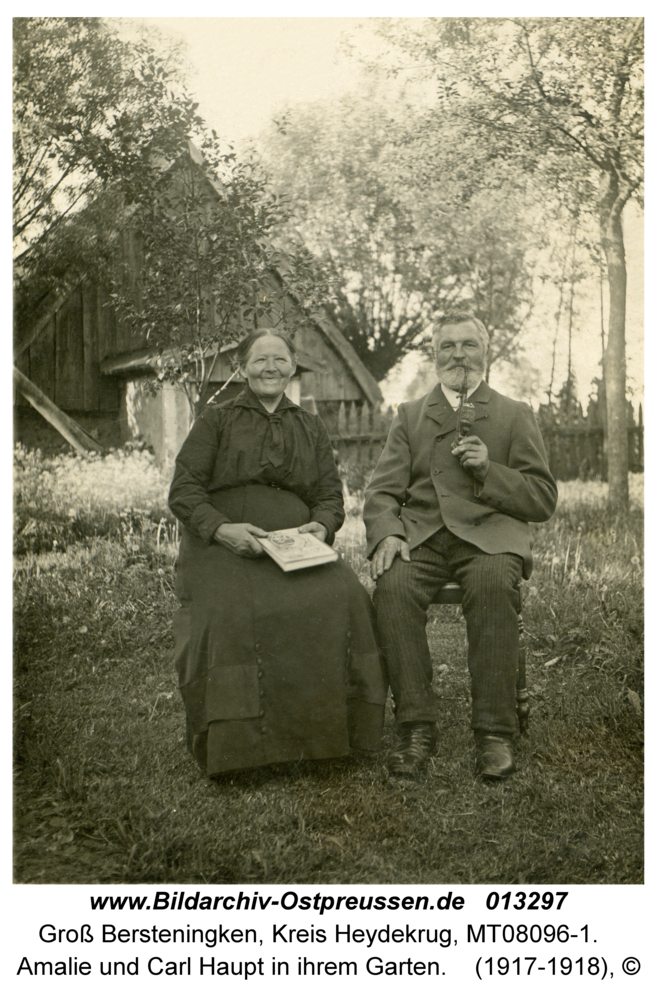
[388,722,436,776]
[475,734,515,780]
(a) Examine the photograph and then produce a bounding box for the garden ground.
[13,450,643,884]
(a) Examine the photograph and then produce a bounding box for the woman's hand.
[213,523,268,558]
[297,521,328,543]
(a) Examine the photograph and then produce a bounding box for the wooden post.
[13,366,102,456]
[82,282,100,410]
[55,289,85,409]
[360,400,370,436]
[28,317,55,400]
[347,401,358,436]
[337,401,347,436]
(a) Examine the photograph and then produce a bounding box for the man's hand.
[371,535,411,580]
[451,434,490,481]
[297,521,328,543]
[213,523,268,558]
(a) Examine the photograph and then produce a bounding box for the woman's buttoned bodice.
[168,387,345,544]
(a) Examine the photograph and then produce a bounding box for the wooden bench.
[431,581,529,732]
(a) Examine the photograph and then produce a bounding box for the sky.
[126,16,644,412]
[133,17,366,149]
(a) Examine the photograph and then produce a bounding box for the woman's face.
[240,334,296,402]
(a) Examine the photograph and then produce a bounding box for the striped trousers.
[373,528,523,735]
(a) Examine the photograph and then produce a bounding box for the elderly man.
[364,311,557,779]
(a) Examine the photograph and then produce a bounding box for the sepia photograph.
[13,15,643,889]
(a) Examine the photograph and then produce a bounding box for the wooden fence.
[328,400,393,469]
[329,399,643,482]
[541,426,643,481]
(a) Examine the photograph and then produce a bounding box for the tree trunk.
[599,171,630,508]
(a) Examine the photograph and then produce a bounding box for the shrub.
[13,445,172,555]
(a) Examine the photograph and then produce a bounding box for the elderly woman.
[169,329,387,776]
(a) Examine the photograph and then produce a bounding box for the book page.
[263,528,333,562]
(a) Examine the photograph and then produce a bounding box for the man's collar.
[440,379,483,410]
[426,380,490,407]
[424,380,491,427]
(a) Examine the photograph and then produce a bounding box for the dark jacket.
[168,386,345,544]
[363,381,557,578]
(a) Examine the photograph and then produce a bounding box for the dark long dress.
[168,386,387,776]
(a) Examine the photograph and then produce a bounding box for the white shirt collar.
[440,379,483,410]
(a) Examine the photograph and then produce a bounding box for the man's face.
[434,321,487,391]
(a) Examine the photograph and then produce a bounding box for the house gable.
[14,141,383,461]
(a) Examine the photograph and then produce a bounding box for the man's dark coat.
[364,381,557,578]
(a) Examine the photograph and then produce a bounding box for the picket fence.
[540,426,643,481]
[328,400,643,482]
[328,400,394,468]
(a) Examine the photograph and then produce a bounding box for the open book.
[259,527,339,572]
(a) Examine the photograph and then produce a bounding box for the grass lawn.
[13,452,643,885]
